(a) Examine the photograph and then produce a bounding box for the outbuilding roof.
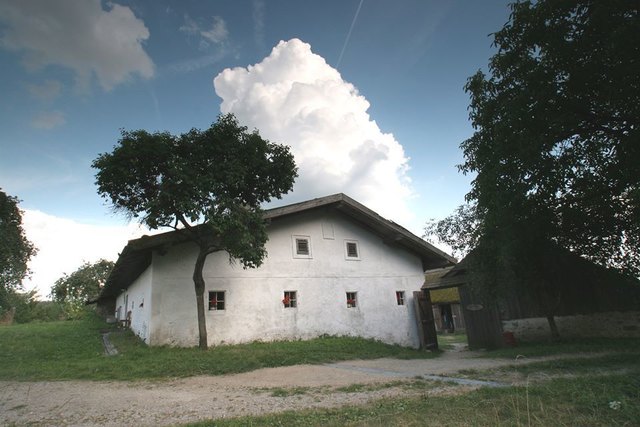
[98,193,456,300]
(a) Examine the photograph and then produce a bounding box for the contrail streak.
[337,0,364,68]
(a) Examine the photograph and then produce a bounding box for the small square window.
[208,291,225,310]
[292,235,312,258]
[282,291,297,308]
[346,292,357,308]
[344,240,360,260]
[297,239,309,255]
[396,291,405,306]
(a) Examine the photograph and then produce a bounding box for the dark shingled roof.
[422,264,467,290]
[97,193,456,301]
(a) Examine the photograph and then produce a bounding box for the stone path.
[101,332,118,356]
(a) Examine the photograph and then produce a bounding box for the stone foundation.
[502,311,640,342]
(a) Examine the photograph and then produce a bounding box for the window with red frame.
[396,291,405,306]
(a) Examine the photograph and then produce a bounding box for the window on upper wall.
[344,240,360,260]
[208,291,225,311]
[282,290,297,308]
[346,291,357,308]
[292,235,312,258]
[396,291,405,306]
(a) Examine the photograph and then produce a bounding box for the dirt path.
[0,350,598,426]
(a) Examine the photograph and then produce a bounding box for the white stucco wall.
[148,210,426,348]
[115,266,152,343]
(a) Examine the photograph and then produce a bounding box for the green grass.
[188,371,640,426]
[264,386,312,397]
[0,314,437,381]
[481,336,640,359]
[437,332,468,350]
[494,352,640,377]
[335,380,435,394]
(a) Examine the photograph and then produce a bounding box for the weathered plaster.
[116,266,152,343]
[143,209,425,347]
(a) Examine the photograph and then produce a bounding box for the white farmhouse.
[96,194,455,348]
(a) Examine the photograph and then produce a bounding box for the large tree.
[429,1,639,338]
[93,114,297,348]
[0,189,37,315]
[51,259,115,319]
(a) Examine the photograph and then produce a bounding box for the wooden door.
[413,291,438,350]
[458,285,504,349]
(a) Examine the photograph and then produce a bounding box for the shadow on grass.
[481,336,640,359]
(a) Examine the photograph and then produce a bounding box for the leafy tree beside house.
[0,189,37,318]
[51,259,115,319]
[427,1,640,339]
[92,114,297,349]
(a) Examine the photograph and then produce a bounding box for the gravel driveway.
[0,350,585,426]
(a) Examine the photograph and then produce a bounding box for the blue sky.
[0,0,512,296]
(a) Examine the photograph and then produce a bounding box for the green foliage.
[5,290,38,323]
[0,189,37,314]
[28,300,65,322]
[428,1,640,335]
[50,259,114,319]
[424,203,478,258]
[0,316,435,381]
[463,0,640,273]
[92,114,297,264]
[92,114,297,348]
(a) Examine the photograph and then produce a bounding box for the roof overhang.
[98,193,456,301]
[422,264,468,290]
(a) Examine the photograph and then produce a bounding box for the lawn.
[188,370,640,426]
[185,342,640,427]
[481,336,640,359]
[182,334,640,426]
[0,314,437,381]
[437,332,468,350]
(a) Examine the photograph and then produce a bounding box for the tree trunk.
[546,314,560,341]
[193,249,209,349]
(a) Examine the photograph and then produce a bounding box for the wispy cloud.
[252,0,266,51]
[165,50,228,75]
[180,14,228,50]
[27,80,62,102]
[30,110,66,130]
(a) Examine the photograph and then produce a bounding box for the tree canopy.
[51,259,115,303]
[93,114,297,348]
[0,189,37,314]
[51,259,114,319]
[428,1,639,337]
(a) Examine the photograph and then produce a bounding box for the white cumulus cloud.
[213,38,414,223]
[0,0,154,91]
[22,209,152,299]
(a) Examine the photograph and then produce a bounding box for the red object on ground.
[503,331,517,346]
